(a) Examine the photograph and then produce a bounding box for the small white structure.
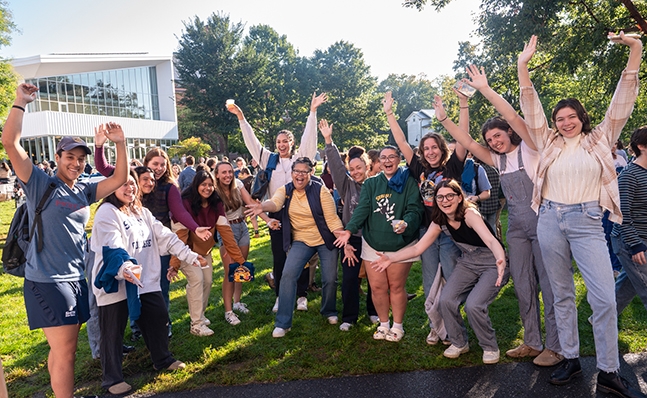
[406,109,435,147]
[12,53,178,164]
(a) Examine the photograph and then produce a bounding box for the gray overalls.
[499,148,560,352]
[438,225,510,352]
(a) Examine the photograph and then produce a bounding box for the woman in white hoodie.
[91,170,205,395]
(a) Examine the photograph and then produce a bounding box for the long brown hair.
[213,162,243,212]
[418,133,450,170]
[143,148,175,185]
[430,179,475,226]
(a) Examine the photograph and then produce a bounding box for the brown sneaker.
[533,349,564,367]
[265,272,275,290]
[505,343,541,358]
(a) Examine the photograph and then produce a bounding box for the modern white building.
[405,109,435,147]
[11,53,178,165]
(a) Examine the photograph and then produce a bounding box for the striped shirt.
[519,69,639,223]
[612,162,647,254]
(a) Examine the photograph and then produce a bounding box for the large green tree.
[405,0,647,143]
[175,12,259,154]
[307,41,388,151]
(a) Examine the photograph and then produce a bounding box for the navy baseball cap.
[56,137,91,155]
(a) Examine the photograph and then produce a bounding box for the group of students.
[5,31,647,398]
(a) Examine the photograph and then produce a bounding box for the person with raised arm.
[320,119,379,330]
[3,83,129,398]
[228,92,326,313]
[434,64,562,367]
[518,33,645,397]
[372,179,508,363]
[383,91,466,344]
[94,140,211,339]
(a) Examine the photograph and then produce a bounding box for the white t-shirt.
[490,140,540,183]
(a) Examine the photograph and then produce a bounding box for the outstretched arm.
[452,90,469,162]
[371,223,442,272]
[297,92,328,160]
[227,103,266,167]
[433,95,492,166]
[464,209,506,286]
[3,84,38,183]
[466,65,536,151]
[383,91,414,164]
[96,123,128,200]
[517,35,537,88]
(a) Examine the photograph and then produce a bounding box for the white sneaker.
[327,315,338,325]
[483,349,500,364]
[385,327,404,342]
[225,311,241,326]
[339,322,353,331]
[443,344,469,359]
[272,297,279,313]
[369,315,380,324]
[296,297,308,311]
[426,329,439,345]
[190,323,214,337]
[201,317,211,326]
[233,302,250,314]
[272,327,290,338]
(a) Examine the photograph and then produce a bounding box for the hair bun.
[347,146,366,160]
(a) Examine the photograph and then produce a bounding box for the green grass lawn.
[0,201,646,397]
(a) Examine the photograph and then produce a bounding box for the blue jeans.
[420,227,461,299]
[275,242,338,329]
[612,234,647,314]
[537,200,618,372]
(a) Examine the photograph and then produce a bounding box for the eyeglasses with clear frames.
[292,169,311,175]
[436,193,458,202]
[379,155,400,162]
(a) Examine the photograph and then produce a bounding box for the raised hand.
[226,103,244,120]
[310,92,328,112]
[15,83,38,105]
[383,91,395,114]
[94,124,108,147]
[104,122,125,144]
[518,35,537,66]
[465,65,489,91]
[319,119,333,143]
[432,95,448,121]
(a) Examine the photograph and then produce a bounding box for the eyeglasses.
[292,169,311,175]
[435,193,458,202]
[379,155,400,162]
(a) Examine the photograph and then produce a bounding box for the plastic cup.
[391,219,405,232]
[226,99,235,107]
[130,265,142,280]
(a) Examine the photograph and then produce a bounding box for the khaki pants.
[180,255,213,326]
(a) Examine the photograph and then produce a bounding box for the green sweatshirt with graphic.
[345,172,424,252]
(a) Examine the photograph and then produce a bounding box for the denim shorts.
[217,221,250,248]
[24,279,90,330]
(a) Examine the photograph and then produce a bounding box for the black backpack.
[2,183,56,277]
[250,148,280,201]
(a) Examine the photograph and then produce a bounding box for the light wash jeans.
[537,200,619,372]
[420,226,461,299]
[612,234,647,314]
[275,241,338,329]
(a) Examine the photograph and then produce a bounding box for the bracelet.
[460,106,469,109]
[12,105,25,112]
[438,116,448,122]
[386,112,394,116]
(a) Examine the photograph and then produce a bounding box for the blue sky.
[2,0,481,81]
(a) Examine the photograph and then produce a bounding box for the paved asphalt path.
[117,352,647,398]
